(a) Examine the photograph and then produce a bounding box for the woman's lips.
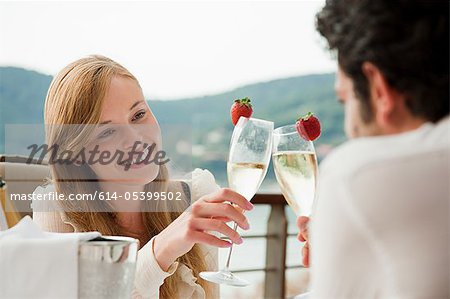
[127,159,147,170]
[118,143,153,169]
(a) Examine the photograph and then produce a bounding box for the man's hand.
[297,216,310,267]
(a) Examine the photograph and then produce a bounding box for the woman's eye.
[98,128,115,139]
[132,111,146,121]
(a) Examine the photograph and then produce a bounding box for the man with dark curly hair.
[296,1,449,298]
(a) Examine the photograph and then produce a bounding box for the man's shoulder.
[319,138,380,178]
[320,120,450,178]
[425,116,450,146]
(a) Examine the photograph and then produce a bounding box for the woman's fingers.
[210,216,233,223]
[189,218,243,244]
[187,230,232,248]
[191,202,250,230]
[202,188,253,211]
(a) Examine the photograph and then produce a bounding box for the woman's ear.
[362,62,397,128]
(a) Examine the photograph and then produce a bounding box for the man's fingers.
[296,217,310,267]
[297,216,310,242]
[302,242,310,267]
[297,232,306,242]
[297,216,310,230]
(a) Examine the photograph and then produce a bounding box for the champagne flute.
[200,117,274,286]
[272,124,318,217]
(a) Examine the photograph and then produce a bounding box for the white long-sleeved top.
[32,169,220,299]
[310,116,449,299]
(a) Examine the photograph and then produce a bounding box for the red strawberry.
[296,112,321,141]
[230,97,253,125]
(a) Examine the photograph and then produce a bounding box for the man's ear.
[362,62,395,127]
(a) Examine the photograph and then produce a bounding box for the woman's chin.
[96,164,160,185]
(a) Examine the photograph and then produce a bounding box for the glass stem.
[223,221,239,272]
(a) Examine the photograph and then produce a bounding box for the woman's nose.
[121,125,144,151]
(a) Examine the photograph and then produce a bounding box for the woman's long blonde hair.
[44,55,211,298]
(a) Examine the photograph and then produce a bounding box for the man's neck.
[382,113,428,136]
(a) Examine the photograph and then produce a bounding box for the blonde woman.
[32,55,252,299]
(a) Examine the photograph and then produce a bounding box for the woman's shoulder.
[190,168,220,201]
[168,169,220,204]
[31,183,77,233]
[33,183,55,195]
[31,183,59,212]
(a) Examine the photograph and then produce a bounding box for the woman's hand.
[153,188,253,271]
[297,216,310,267]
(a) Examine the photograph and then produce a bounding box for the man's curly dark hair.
[316,0,449,123]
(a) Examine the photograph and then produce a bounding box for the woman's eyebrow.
[130,100,144,111]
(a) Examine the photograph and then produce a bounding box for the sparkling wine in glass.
[200,117,274,286]
[272,124,318,217]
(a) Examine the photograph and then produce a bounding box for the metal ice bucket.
[78,236,139,299]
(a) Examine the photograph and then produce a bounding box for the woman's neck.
[115,211,145,233]
[98,182,148,239]
[115,211,149,248]
[98,181,145,212]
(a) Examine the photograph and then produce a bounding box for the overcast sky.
[0,0,335,99]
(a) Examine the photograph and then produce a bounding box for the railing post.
[264,203,287,299]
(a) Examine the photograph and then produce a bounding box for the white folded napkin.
[0,216,100,299]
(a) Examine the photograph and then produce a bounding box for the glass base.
[199,270,250,287]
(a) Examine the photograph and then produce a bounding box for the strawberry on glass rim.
[230,97,253,125]
[296,112,321,141]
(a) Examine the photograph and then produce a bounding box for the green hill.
[0,67,52,156]
[149,73,343,144]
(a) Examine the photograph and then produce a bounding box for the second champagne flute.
[200,117,274,286]
[272,124,318,217]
